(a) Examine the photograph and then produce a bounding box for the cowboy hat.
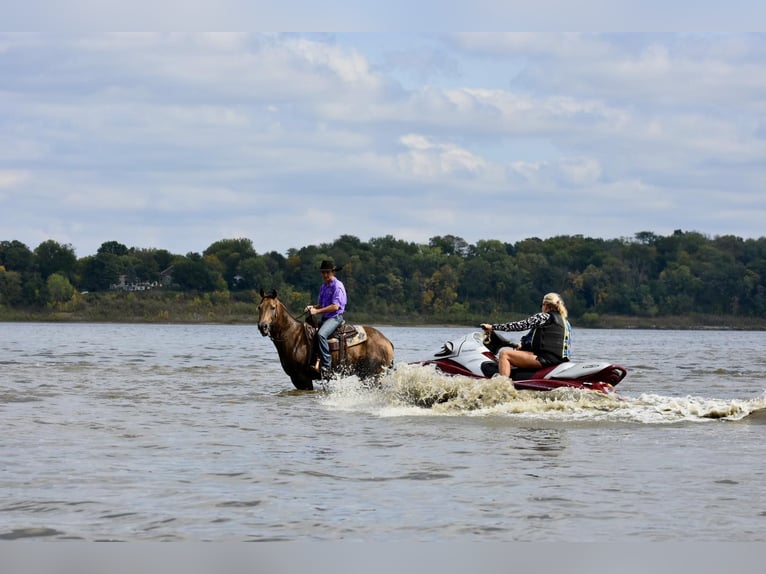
[319,260,343,272]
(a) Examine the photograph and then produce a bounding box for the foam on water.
[319,363,766,424]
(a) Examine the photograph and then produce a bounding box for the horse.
[256,289,395,390]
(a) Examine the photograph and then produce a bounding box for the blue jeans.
[317,315,344,369]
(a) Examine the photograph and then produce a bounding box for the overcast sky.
[2,32,765,257]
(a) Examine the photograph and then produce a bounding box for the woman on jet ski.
[480,292,572,378]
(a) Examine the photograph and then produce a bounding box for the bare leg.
[497,348,542,377]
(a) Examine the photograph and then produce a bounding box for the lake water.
[1,322,766,542]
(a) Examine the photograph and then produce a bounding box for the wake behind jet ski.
[418,330,627,394]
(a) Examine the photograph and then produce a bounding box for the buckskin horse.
[256,289,395,390]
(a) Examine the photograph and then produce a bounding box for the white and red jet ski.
[418,330,627,394]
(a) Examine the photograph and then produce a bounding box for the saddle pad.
[328,325,368,351]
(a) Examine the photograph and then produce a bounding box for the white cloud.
[1,32,765,256]
[0,170,30,188]
[397,134,489,180]
[556,157,603,186]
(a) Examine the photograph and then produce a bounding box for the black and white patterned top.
[491,312,551,332]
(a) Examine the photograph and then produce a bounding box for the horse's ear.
[270,289,278,298]
[259,288,265,298]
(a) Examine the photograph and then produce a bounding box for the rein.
[261,300,311,342]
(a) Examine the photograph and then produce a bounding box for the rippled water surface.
[2,322,765,541]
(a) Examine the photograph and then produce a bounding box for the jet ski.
[418,330,627,394]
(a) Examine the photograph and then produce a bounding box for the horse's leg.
[348,329,395,380]
[347,348,384,380]
[290,373,314,391]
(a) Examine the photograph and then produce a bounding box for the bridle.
[257,297,278,339]
[258,295,309,341]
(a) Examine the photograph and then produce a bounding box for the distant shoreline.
[2,309,765,330]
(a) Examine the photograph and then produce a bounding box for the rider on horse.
[304,260,346,379]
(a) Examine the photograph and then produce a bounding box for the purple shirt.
[318,277,347,319]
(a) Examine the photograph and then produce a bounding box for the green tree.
[34,240,77,280]
[3,229,766,322]
[46,272,75,305]
[422,264,460,313]
[124,248,160,283]
[237,257,273,291]
[79,252,123,291]
[0,240,34,271]
[429,235,469,256]
[0,268,23,305]
[657,262,702,314]
[97,241,129,256]
[203,238,257,289]
[172,253,220,292]
[460,239,516,313]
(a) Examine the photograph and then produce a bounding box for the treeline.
[2,230,766,325]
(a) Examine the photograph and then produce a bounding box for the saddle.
[327,323,368,351]
[306,321,369,370]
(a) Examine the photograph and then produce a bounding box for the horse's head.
[257,289,279,337]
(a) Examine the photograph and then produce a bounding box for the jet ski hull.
[417,332,627,394]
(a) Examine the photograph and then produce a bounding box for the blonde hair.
[542,292,568,320]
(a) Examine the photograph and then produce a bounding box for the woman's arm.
[491,312,550,332]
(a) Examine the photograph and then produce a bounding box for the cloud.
[0,170,30,188]
[1,32,765,257]
[396,134,491,180]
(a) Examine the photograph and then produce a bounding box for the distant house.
[160,265,174,287]
[108,266,174,292]
[110,276,161,291]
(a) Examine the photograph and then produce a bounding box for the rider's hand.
[480,323,492,331]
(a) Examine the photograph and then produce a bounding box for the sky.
[2,30,766,257]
